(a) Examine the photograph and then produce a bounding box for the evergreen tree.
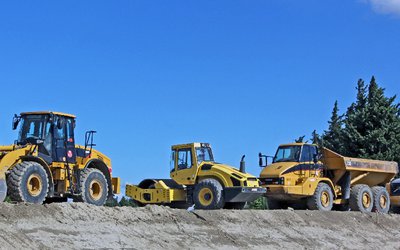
[322,101,344,154]
[341,79,369,157]
[295,135,306,143]
[341,77,400,163]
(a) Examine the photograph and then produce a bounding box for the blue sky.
[1,1,399,191]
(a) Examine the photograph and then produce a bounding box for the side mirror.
[12,114,20,130]
[259,153,274,167]
[258,153,264,167]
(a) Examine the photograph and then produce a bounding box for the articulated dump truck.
[0,111,120,206]
[126,143,266,210]
[259,143,399,213]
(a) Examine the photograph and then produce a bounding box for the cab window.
[300,145,312,162]
[177,149,192,170]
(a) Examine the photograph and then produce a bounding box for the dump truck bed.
[322,148,398,186]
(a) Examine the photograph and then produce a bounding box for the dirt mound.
[0,203,399,249]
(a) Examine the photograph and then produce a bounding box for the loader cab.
[170,143,214,185]
[13,112,77,164]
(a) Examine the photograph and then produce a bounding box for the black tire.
[266,198,284,210]
[391,206,400,214]
[372,186,390,213]
[349,184,373,212]
[193,178,224,210]
[7,161,49,204]
[79,168,109,206]
[307,182,333,211]
[224,202,246,209]
[333,203,350,211]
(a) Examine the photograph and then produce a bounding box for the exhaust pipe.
[240,155,246,173]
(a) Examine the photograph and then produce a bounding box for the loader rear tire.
[372,186,390,214]
[193,178,224,210]
[79,168,108,206]
[307,182,333,211]
[349,184,373,213]
[7,161,49,204]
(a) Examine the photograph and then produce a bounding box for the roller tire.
[349,184,373,213]
[307,182,333,211]
[7,161,49,204]
[224,202,246,210]
[79,168,109,206]
[193,178,224,210]
[372,186,390,214]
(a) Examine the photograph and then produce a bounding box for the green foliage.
[119,196,137,207]
[105,196,138,207]
[4,196,12,203]
[294,135,306,143]
[248,197,267,210]
[105,196,119,207]
[321,76,400,164]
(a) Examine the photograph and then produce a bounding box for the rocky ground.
[0,203,399,249]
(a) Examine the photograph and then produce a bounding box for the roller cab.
[126,143,265,210]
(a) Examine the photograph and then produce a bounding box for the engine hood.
[259,162,298,178]
[202,162,257,178]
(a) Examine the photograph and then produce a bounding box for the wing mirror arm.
[259,153,274,167]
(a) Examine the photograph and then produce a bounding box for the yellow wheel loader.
[126,143,265,210]
[259,143,398,213]
[0,111,120,205]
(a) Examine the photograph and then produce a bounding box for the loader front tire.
[372,186,390,214]
[79,168,108,206]
[193,178,224,210]
[307,182,333,211]
[349,184,373,213]
[7,161,49,204]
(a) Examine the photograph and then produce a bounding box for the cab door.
[53,117,76,163]
[170,148,197,185]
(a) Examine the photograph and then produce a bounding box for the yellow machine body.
[0,111,120,203]
[126,143,264,207]
[260,143,398,205]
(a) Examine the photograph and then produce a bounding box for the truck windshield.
[273,146,301,163]
[18,115,46,144]
[196,147,214,164]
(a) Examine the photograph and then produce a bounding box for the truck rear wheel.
[7,161,49,204]
[350,184,373,212]
[307,183,333,211]
[193,178,224,210]
[79,168,109,206]
[372,186,390,213]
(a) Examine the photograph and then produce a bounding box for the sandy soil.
[0,203,399,249]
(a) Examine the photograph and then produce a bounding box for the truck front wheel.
[193,179,224,210]
[307,183,333,211]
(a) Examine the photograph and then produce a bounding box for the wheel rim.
[27,174,42,197]
[89,180,103,201]
[380,194,388,208]
[362,192,371,208]
[320,191,330,208]
[198,187,213,206]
